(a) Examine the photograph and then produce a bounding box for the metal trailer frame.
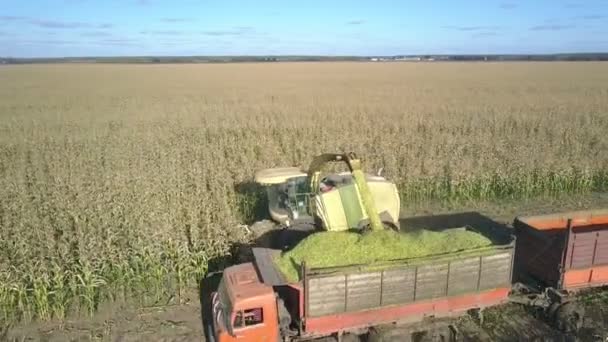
[514,209,608,291]
[255,212,517,340]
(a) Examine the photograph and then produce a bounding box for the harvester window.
[233,308,263,328]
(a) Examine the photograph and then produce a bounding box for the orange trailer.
[514,209,608,291]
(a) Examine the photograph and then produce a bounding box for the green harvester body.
[254,153,400,231]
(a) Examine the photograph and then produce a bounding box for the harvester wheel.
[235,220,280,262]
[278,223,316,250]
[249,220,279,247]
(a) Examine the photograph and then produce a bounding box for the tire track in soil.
[458,304,566,341]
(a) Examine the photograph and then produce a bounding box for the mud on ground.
[5,193,608,342]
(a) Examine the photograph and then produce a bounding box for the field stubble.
[1,62,608,322]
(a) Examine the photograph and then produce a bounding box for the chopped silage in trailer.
[275,228,493,282]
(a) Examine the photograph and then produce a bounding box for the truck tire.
[200,273,222,342]
[277,298,292,334]
[204,320,217,342]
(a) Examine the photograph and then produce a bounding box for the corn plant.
[0,62,607,322]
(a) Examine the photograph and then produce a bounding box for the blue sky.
[1,0,607,57]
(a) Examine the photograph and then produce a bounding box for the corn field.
[1,62,608,322]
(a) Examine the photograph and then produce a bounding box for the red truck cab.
[210,263,279,342]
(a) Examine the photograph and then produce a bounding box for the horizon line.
[2,52,608,60]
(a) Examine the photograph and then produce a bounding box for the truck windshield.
[217,278,234,334]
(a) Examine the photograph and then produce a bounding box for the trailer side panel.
[305,287,510,336]
[563,226,608,289]
[302,244,513,338]
[565,227,608,268]
[515,210,608,291]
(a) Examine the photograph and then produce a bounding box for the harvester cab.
[254,152,400,233]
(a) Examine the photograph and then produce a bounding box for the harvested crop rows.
[1,62,608,322]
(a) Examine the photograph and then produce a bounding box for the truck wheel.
[204,321,217,342]
[200,273,222,342]
[277,298,292,334]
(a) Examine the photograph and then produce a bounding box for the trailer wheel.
[468,308,484,326]
[553,302,584,333]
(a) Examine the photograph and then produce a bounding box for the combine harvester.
[202,153,608,341]
[249,152,400,249]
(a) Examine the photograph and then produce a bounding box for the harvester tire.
[249,220,279,247]
[278,223,316,250]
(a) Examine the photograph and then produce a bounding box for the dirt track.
[5,193,608,341]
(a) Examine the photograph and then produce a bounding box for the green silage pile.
[276,229,492,282]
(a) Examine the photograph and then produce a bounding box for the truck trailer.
[203,213,515,342]
[514,209,608,290]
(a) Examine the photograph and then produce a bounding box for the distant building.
[395,56,421,61]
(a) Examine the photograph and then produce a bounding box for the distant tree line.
[1,53,608,64]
